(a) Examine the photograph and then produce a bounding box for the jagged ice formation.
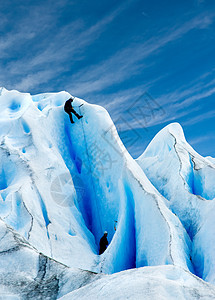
[0,87,215,299]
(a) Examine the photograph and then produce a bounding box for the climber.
[64,97,83,124]
[99,231,108,255]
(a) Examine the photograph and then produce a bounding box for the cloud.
[0,2,60,56]
[1,3,215,100]
[147,68,215,126]
[116,73,215,132]
[1,0,134,91]
[156,75,215,110]
[13,69,60,91]
[182,109,215,126]
[5,0,132,68]
[177,86,215,109]
[189,134,214,147]
[68,12,215,95]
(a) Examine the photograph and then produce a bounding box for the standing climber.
[64,97,83,124]
[99,231,108,255]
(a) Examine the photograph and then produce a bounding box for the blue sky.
[1,0,215,158]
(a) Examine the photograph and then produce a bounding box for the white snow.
[0,217,101,299]
[59,265,215,300]
[137,122,215,283]
[0,88,215,298]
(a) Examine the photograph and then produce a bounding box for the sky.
[0,0,215,158]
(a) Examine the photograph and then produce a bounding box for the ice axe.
[73,103,84,108]
[69,96,84,108]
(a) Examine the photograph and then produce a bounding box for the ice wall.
[0,88,214,283]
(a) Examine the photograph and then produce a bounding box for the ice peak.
[138,122,186,160]
[162,122,185,139]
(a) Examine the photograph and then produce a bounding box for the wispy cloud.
[0,3,59,57]
[189,134,214,147]
[114,71,215,132]
[155,72,215,109]
[1,0,134,91]
[68,12,215,95]
[13,69,60,91]
[138,68,215,129]
[182,109,215,126]
[177,86,215,109]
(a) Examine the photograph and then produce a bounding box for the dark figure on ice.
[64,97,83,124]
[99,231,108,255]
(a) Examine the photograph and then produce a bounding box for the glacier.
[0,87,215,299]
[137,123,215,283]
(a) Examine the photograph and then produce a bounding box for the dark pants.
[66,108,81,123]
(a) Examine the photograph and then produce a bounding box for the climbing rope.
[78,103,103,242]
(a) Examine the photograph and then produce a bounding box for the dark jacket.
[99,235,108,255]
[64,100,73,113]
